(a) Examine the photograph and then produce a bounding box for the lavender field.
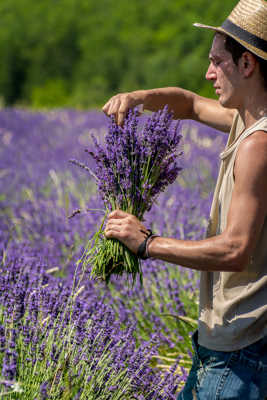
[0,108,226,399]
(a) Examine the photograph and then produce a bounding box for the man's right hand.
[102,91,145,126]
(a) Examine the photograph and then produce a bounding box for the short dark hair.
[224,35,267,90]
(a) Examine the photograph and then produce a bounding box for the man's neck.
[238,92,267,129]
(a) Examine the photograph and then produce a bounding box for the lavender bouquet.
[71,106,182,284]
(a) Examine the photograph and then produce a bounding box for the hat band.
[222,19,267,53]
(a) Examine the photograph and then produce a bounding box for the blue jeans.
[177,331,267,400]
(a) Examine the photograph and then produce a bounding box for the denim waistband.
[192,330,267,355]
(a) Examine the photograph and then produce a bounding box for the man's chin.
[218,96,226,106]
[218,96,232,109]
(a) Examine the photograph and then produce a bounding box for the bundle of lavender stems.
[71,106,183,284]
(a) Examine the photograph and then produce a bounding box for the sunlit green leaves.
[0,0,236,107]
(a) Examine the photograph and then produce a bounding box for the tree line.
[0,0,236,109]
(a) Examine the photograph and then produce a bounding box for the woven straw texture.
[229,0,267,40]
[194,0,267,60]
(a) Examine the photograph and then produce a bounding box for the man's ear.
[239,52,257,78]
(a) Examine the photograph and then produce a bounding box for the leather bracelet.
[137,229,153,260]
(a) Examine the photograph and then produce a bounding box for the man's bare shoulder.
[235,130,267,190]
[239,130,267,159]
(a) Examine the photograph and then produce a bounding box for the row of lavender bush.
[0,109,226,399]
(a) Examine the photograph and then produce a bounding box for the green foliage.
[30,79,71,109]
[0,0,236,108]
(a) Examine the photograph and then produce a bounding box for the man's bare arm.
[147,130,267,270]
[102,87,235,132]
[105,131,267,272]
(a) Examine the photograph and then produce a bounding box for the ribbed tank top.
[198,113,267,351]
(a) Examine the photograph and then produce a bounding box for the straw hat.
[194,0,267,60]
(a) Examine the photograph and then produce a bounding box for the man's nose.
[206,63,216,81]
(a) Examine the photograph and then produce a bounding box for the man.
[102,0,267,398]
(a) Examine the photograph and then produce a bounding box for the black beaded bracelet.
[137,229,153,260]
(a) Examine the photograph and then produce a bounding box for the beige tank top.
[198,113,267,351]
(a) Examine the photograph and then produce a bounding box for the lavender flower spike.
[74,106,183,283]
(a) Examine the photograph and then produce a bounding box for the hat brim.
[193,23,223,33]
[193,22,267,60]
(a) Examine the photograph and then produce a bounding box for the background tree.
[0,0,236,109]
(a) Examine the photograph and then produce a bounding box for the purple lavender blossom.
[74,106,183,283]
[0,108,226,398]
[2,329,18,381]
